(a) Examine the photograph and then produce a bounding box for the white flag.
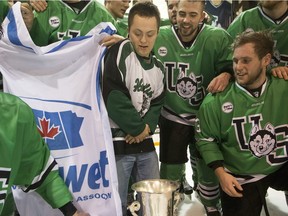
[0,3,121,216]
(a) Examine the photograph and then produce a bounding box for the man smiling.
[196,30,288,216]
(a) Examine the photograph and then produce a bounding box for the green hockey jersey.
[0,93,72,215]
[117,12,128,37]
[228,6,288,68]
[196,76,288,184]
[153,24,233,125]
[116,19,128,37]
[29,0,118,46]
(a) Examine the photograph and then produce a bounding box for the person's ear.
[263,53,272,67]
[200,11,206,23]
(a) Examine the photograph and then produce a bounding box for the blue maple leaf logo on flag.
[37,117,61,139]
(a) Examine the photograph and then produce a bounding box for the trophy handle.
[127,201,141,216]
[173,190,183,216]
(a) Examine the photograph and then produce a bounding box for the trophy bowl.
[128,179,181,216]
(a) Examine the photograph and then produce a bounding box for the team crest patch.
[139,94,150,117]
[157,46,168,57]
[176,71,197,99]
[49,16,60,28]
[222,102,233,113]
[248,123,276,158]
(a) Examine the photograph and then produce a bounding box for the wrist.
[208,160,224,171]
[59,202,77,216]
[214,166,225,179]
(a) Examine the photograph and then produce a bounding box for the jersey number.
[58,30,81,40]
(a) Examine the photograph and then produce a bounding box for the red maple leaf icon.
[37,117,60,139]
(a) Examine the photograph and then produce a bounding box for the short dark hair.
[232,30,274,59]
[178,0,205,11]
[128,1,161,30]
[133,0,154,5]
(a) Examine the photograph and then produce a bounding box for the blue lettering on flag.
[76,192,112,202]
[59,151,109,192]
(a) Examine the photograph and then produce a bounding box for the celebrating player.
[165,0,179,26]
[104,0,130,37]
[153,0,233,215]
[196,30,288,216]
[228,0,288,80]
[28,0,124,47]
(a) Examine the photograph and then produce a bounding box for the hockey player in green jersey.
[28,0,125,46]
[196,30,288,216]
[102,2,165,215]
[164,0,179,26]
[104,0,130,37]
[153,0,233,215]
[228,1,288,204]
[227,0,288,80]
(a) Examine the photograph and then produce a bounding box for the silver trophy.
[128,179,181,216]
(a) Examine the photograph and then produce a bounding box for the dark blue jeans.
[116,151,160,215]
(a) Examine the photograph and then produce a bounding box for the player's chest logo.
[233,114,288,164]
[49,16,60,28]
[176,71,197,99]
[248,124,277,158]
